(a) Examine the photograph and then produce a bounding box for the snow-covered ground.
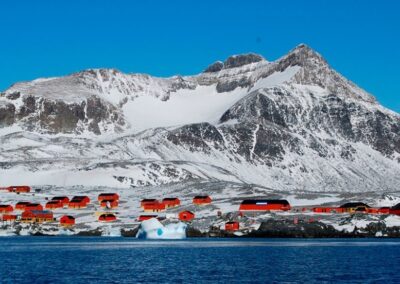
[2,181,400,236]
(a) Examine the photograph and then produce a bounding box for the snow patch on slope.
[123,85,248,132]
[250,66,301,92]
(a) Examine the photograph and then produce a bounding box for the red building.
[1,214,17,221]
[312,207,344,213]
[100,199,119,209]
[179,211,195,221]
[24,203,43,211]
[162,198,181,208]
[339,202,370,213]
[140,199,158,208]
[193,196,212,205]
[378,207,390,214]
[45,201,63,209]
[367,208,380,214]
[69,196,90,209]
[7,186,31,193]
[98,213,117,222]
[0,205,13,213]
[74,196,90,204]
[51,196,70,207]
[225,221,239,231]
[143,202,165,212]
[21,210,54,223]
[60,215,75,227]
[98,193,119,202]
[239,200,291,211]
[137,215,158,222]
[15,202,31,211]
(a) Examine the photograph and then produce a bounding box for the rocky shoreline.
[4,218,400,238]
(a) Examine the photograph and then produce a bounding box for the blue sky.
[0,0,399,112]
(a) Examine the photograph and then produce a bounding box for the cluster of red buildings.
[312,202,400,215]
[5,183,400,233]
[138,195,214,222]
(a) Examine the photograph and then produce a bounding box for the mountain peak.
[282,43,327,66]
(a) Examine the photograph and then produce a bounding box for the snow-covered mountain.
[0,44,399,192]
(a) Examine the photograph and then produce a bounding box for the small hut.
[24,203,43,211]
[225,221,239,231]
[192,196,212,205]
[7,186,31,193]
[179,211,195,222]
[98,213,117,222]
[98,193,120,202]
[60,215,75,227]
[0,205,13,214]
[51,196,70,207]
[162,198,181,208]
[46,201,63,209]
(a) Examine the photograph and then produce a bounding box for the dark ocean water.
[0,237,400,283]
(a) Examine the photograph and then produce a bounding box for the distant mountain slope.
[0,44,399,192]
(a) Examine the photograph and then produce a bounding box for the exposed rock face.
[204,61,224,73]
[0,103,15,127]
[0,86,126,134]
[223,53,264,69]
[216,76,253,93]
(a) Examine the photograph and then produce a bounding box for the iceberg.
[136,218,187,239]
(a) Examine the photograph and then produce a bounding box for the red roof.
[138,215,158,222]
[98,193,120,202]
[179,211,195,221]
[7,186,31,193]
[239,200,291,211]
[60,215,75,225]
[312,207,344,213]
[70,196,90,203]
[46,201,63,209]
[69,196,90,208]
[22,210,53,219]
[140,199,158,207]
[143,202,165,211]
[162,198,181,207]
[15,202,31,210]
[51,196,70,205]
[1,214,17,221]
[193,196,212,205]
[0,205,13,213]
[98,214,117,222]
[225,221,239,231]
[24,203,43,211]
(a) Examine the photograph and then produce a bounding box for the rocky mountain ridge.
[0,44,399,192]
